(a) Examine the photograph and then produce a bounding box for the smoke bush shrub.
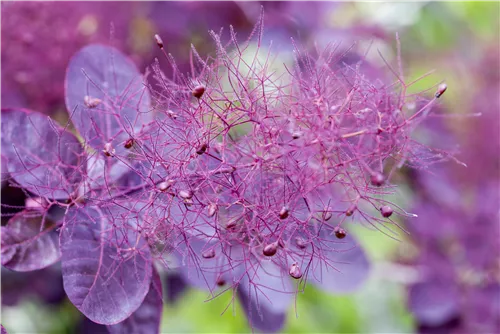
[1,12,450,333]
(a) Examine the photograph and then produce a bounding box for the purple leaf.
[237,261,293,333]
[290,226,370,294]
[1,210,60,272]
[409,280,459,326]
[60,206,152,325]
[1,108,84,199]
[65,44,151,153]
[107,266,163,334]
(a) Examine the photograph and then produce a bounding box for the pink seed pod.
[226,220,237,230]
[289,263,302,279]
[196,143,208,155]
[279,206,289,220]
[207,203,217,217]
[295,236,308,249]
[380,205,393,218]
[435,83,447,98]
[102,142,115,157]
[202,248,216,259]
[216,276,226,287]
[154,34,164,49]
[263,242,278,256]
[323,210,333,221]
[334,226,347,239]
[178,190,193,199]
[83,95,101,108]
[166,109,178,119]
[192,85,205,99]
[124,138,134,149]
[345,205,356,217]
[158,179,175,192]
[370,172,385,187]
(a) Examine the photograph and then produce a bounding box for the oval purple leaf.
[1,210,60,272]
[65,44,151,153]
[1,108,84,199]
[60,206,152,325]
[237,261,293,333]
[107,266,163,334]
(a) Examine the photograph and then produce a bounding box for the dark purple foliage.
[1,108,84,199]
[107,267,163,334]
[1,210,60,272]
[60,206,153,324]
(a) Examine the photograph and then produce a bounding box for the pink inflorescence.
[1,11,452,333]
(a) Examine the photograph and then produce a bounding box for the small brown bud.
[124,138,134,149]
[380,205,393,218]
[216,276,226,286]
[154,34,164,49]
[178,190,193,199]
[435,83,447,98]
[207,203,217,217]
[84,95,102,108]
[103,142,115,157]
[202,248,215,259]
[226,220,237,230]
[183,198,193,207]
[370,172,385,187]
[289,263,302,279]
[279,206,289,220]
[334,226,347,239]
[192,85,205,99]
[158,179,175,192]
[263,242,278,257]
[295,237,308,249]
[345,205,356,217]
[166,109,178,119]
[196,143,208,155]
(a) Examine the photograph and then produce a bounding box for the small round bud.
[323,210,332,221]
[196,143,208,155]
[289,263,302,279]
[103,142,115,157]
[207,203,217,217]
[435,83,447,98]
[295,237,308,249]
[202,248,215,259]
[370,172,385,187]
[166,110,178,119]
[334,226,347,239]
[124,138,134,149]
[216,276,226,287]
[158,179,175,192]
[178,190,193,199]
[226,220,237,230]
[154,34,164,49]
[380,205,393,218]
[192,85,205,99]
[279,207,289,220]
[345,205,356,217]
[263,242,278,257]
[84,95,102,108]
